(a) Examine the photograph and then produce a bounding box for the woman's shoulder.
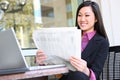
[94,33,109,46]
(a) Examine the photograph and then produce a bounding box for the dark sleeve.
[91,39,109,79]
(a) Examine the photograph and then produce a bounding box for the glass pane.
[0,0,83,48]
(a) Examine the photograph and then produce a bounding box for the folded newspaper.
[32,27,81,71]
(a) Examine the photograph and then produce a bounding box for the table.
[0,67,69,80]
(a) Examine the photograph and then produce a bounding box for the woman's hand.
[70,56,90,76]
[36,50,47,65]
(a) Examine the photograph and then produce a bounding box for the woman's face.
[77,6,97,33]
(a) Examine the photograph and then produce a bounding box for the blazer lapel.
[82,33,101,59]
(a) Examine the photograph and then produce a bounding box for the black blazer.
[82,33,109,80]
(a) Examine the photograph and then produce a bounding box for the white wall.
[100,0,120,46]
[88,0,120,46]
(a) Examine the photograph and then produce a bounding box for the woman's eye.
[85,15,90,17]
[78,14,81,16]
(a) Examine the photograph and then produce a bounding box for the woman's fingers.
[36,50,47,65]
[70,56,87,72]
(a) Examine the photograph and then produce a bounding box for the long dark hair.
[75,1,108,39]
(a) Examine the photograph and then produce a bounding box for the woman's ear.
[95,19,97,23]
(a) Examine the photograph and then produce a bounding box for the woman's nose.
[81,16,85,21]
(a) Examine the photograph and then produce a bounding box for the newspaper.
[32,27,81,71]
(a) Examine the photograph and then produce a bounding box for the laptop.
[0,28,65,75]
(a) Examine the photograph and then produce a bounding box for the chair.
[100,46,120,80]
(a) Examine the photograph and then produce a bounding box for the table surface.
[0,67,69,80]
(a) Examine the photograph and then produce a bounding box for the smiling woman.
[36,1,109,80]
[77,6,96,33]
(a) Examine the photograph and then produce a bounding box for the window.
[1,0,83,67]
[1,0,83,48]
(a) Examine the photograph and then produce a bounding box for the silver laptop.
[0,28,65,75]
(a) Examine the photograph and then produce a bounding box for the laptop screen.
[0,28,29,74]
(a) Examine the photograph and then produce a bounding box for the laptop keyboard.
[29,64,66,70]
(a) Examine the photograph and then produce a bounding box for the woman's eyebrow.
[78,11,91,15]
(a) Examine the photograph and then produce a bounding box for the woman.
[36,1,109,80]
